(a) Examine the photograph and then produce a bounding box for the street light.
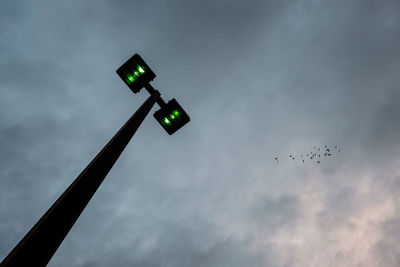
[1,53,190,267]
[154,98,190,135]
[117,53,190,135]
[116,53,156,94]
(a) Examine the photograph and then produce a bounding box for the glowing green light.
[168,110,181,121]
[126,74,135,84]
[123,66,146,85]
[163,117,171,126]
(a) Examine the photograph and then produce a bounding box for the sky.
[1,0,400,266]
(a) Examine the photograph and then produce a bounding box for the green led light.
[126,74,136,84]
[167,110,180,121]
[163,117,171,126]
[124,65,146,85]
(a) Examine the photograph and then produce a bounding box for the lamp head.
[154,99,190,135]
[116,54,156,94]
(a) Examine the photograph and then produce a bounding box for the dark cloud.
[367,82,400,156]
[1,0,400,266]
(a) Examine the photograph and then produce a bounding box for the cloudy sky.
[1,0,400,266]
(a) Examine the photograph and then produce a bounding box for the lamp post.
[0,54,190,266]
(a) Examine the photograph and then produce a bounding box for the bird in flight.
[275,145,341,165]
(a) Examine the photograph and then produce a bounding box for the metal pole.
[1,92,159,267]
[144,84,166,108]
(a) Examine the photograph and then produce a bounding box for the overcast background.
[1,0,400,266]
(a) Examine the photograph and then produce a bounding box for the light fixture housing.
[153,98,190,135]
[116,54,156,94]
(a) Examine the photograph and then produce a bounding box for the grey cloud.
[2,0,400,266]
[375,217,400,267]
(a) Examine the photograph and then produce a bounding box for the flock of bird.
[274,145,341,164]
